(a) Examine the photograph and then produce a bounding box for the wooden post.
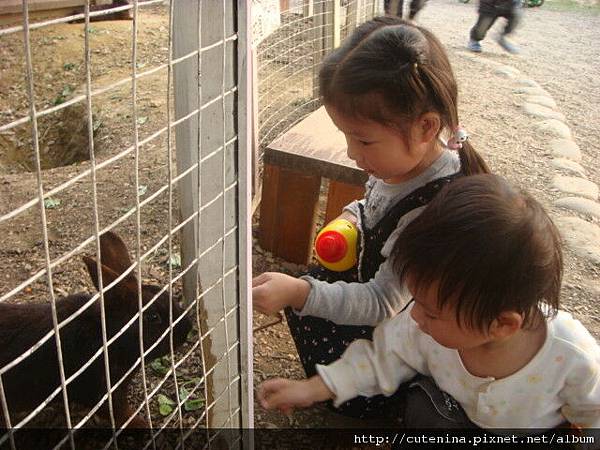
[259,165,321,264]
[332,0,341,48]
[323,0,334,54]
[251,45,260,204]
[346,0,358,29]
[303,0,313,16]
[173,0,243,429]
[237,0,253,429]
[0,0,85,15]
[173,0,199,314]
[373,0,380,17]
[325,180,365,223]
[312,0,325,99]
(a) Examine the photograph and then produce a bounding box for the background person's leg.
[409,0,428,20]
[470,13,498,42]
[468,13,497,51]
[385,0,404,16]
[497,4,522,53]
[503,7,522,35]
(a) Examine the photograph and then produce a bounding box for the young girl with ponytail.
[253,16,490,418]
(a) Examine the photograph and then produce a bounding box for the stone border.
[456,51,600,265]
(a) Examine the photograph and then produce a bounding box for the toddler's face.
[407,278,491,350]
[325,105,430,184]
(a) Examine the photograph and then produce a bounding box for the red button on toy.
[315,231,348,263]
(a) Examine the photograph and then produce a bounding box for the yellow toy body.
[314,219,358,272]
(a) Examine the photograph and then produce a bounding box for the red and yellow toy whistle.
[314,219,358,272]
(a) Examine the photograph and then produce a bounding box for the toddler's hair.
[392,174,563,331]
[319,16,489,175]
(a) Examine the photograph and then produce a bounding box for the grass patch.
[542,0,600,14]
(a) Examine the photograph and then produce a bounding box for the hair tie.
[447,126,468,150]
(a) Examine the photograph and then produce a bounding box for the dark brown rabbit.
[0,232,193,429]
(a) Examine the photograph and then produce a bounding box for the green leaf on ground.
[150,357,169,376]
[168,254,181,269]
[186,329,196,343]
[44,198,61,209]
[52,85,73,105]
[179,379,204,412]
[157,393,176,416]
[184,398,204,412]
[159,403,173,416]
[158,394,175,406]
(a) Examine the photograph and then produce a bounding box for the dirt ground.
[252,0,600,429]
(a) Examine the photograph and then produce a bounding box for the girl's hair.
[392,174,563,331]
[319,16,489,175]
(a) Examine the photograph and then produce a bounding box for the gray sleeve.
[343,199,363,226]
[295,205,426,326]
[297,263,411,326]
[342,176,374,228]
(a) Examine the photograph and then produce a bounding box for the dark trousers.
[384,0,428,19]
[470,9,521,41]
[401,376,474,428]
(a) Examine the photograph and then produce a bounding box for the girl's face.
[407,277,492,350]
[325,105,439,184]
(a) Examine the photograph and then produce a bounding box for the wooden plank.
[251,46,260,201]
[323,0,333,54]
[303,0,313,16]
[258,164,282,252]
[265,106,367,185]
[237,0,253,428]
[173,0,199,323]
[272,167,321,264]
[0,0,85,15]
[355,0,362,26]
[325,180,365,223]
[259,164,321,264]
[333,0,340,48]
[312,0,324,99]
[173,0,240,430]
[0,8,67,26]
[346,0,357,29]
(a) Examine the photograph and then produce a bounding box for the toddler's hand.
[258,376,333,415]
[252,272,311,315]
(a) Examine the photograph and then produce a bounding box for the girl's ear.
[414,112,441,144]
[489,311,523,339]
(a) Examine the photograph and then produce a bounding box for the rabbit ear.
[83,255,138,303]
[97,231,134,276]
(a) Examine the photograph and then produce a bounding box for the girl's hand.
[252,272,311,315]
[258,376,334,415]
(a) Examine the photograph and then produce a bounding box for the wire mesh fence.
[252,0,383,202]
[0,0,250,448]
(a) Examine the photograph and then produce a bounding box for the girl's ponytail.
[416,26,490,176]
[458,140,491,175]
